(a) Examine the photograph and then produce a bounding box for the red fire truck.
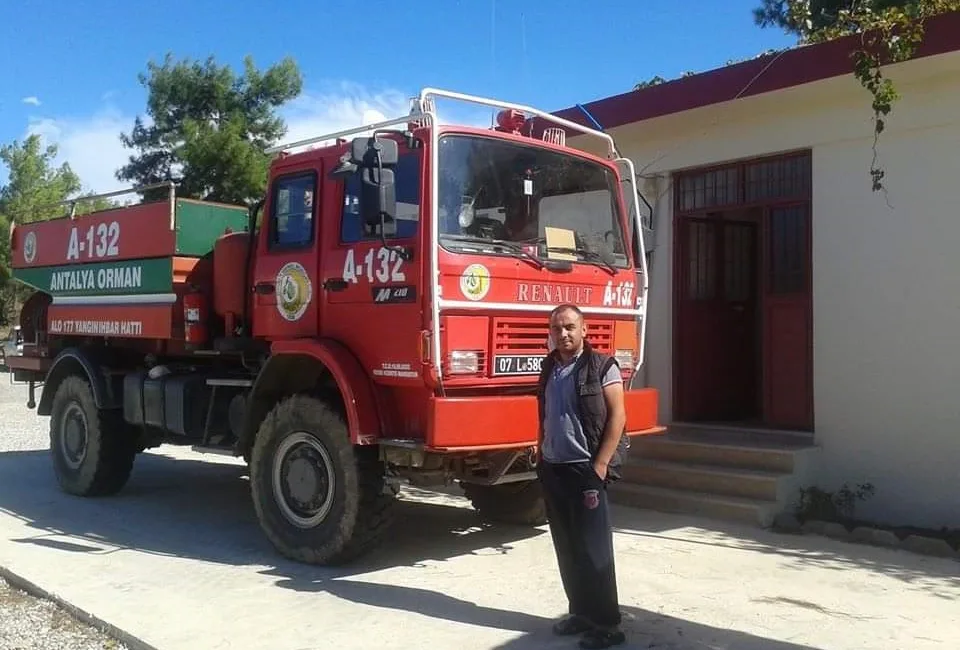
[6,88,661,565]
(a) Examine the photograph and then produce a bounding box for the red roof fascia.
[539,11,960,136]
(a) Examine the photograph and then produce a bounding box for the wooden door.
[762,204,813,429]
[676,216,759,422]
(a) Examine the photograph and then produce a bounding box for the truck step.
[609,483,780,527]
[378,438,424,449]
[190,445,236,456]
[206,377,254,387]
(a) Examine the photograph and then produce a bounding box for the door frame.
[251,164,323,340]
[671,150,814,431]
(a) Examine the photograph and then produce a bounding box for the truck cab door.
[251,166,322,339]
[320,142,424,385]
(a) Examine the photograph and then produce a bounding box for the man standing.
[536,303,628,649]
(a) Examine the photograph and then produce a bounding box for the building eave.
[538,11,960,136]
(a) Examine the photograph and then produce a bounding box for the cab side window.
[270,173,316,249]
[341,150,420,243]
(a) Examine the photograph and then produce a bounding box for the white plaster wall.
[811,115,960,529]
[576,52,960,529]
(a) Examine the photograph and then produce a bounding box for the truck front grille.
[492,318,614,354]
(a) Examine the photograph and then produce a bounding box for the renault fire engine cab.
[7,88,661,566]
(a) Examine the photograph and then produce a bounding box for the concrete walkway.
[1,445,958,650]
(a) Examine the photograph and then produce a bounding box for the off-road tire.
[249,394,396,565]
[48,375,137,496]
[462,480,548,526]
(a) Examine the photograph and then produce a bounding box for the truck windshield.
[436,134,629,268]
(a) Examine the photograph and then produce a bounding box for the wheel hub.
[272,432,336,528]
[59,402,88,470]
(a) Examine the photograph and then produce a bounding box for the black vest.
[536,342,630,481]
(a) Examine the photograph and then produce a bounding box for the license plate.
[492,354,544,376]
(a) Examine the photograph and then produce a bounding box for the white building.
[552,12,960,531]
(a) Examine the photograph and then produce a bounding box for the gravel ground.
[0,378,47,451]
[0,578,127,650]
[0,379,128,650]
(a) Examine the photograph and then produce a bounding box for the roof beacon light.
[542,127,566,147]
[495,109,526,134]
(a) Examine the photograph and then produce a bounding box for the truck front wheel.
[461,480,548,526]
[48,375,137,496]
[249,394,395,565]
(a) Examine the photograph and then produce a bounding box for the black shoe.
[552,615,592,636]
[579,628,626,649]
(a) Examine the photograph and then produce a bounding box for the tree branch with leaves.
[755,1,960,192]
[117,54,303,206]
[0,135,116,322]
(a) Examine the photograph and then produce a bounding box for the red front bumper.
[425,387,663,451]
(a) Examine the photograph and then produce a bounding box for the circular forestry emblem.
[275,262,312,322]
[23,231,37,264]
[459,263,491,301]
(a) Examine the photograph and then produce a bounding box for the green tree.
[117,54,303,206]
[754,1,960,192]
[753,0,907,33]
[633,71,697,90]
[0,135,116,322]
[0,134,81,227]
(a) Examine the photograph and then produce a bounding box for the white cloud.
[25,108,132,196]
[278,82,415,152]
[21,96,41,106]
[16,82,499,197]
[276,82,494,153]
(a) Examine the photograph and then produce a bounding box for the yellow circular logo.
[276,262,312,321]
[459,263,491,301]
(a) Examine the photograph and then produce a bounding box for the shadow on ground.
[268,577,824,649]
[1,446,957,648]
[609,510,960,599]
[486,606,826,649]
[0,448,548,574]
[3,448,957,585]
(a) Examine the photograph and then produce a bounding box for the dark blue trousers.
[537,459,621,629]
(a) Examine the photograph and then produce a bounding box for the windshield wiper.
[545,246,617,275]
[442,235,545,269]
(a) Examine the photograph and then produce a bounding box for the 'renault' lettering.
[48,265,142,292]
[516,282,594,304]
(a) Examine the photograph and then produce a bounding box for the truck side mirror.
[248,198,264,233]
[641,224,655,255]
[352,135,398,167]
[330,134,400,178]
[328,135,399,227]
[628,190,656,258]
[360,166,396,226]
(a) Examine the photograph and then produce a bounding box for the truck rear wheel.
[48,375,137,497]
[249,394,395,565]
[462,480,548,526]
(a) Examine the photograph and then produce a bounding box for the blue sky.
[0,0,796,194]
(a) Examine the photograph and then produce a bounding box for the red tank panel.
[213,231,250,319]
